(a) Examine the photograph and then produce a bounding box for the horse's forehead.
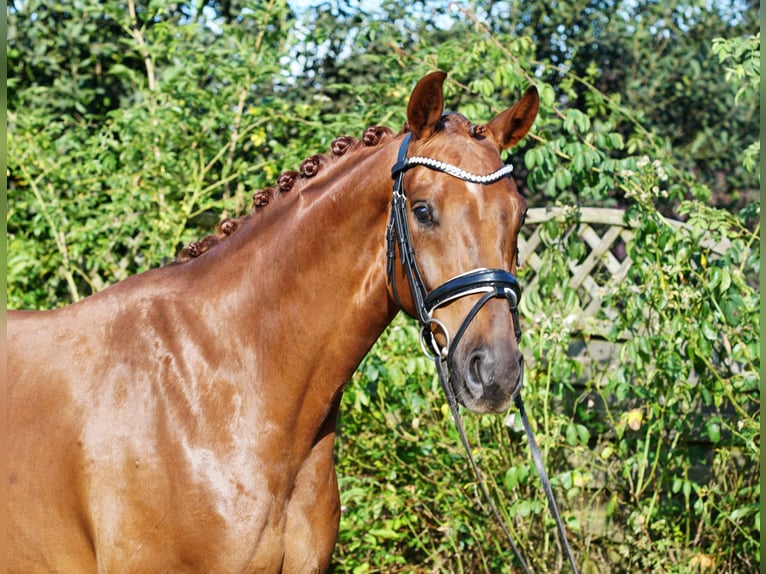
[412,127,525,205]
[421,116,502,170]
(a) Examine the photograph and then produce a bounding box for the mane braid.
[176,126,395,262]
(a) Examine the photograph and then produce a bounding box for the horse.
[7,71,539,572]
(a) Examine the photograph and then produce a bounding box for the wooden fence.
[518,206,731,339]
[517,206,735,375]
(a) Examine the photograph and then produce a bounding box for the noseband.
[386,132,579,574]
[386,132,522,362]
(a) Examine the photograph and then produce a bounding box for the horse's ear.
[407,71,447,140]
[485,85,540,150]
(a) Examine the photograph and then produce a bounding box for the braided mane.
[177,112,486,262]
[177,125,397,261]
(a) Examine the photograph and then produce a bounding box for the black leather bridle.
[386,132,523,362]
[386,132,579,574]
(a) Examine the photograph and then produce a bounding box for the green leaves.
[564,423,590,447]
[504,464,530,491]
[517,190,759,570]
[562,109,591,135]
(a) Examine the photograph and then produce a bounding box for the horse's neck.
[183,139,400,429]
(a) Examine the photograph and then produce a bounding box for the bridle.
[386,132,579,573]
[386,133,523,362]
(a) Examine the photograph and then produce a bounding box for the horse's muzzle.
[452,343,524,413]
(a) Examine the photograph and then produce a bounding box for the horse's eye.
[413,204,434,225]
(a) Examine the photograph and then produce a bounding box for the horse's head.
[388,71,539,414]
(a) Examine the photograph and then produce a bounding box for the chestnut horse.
[8,71,539,572]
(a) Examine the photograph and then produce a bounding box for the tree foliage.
[6,1,759,572]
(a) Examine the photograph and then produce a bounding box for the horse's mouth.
[450,369,522,414]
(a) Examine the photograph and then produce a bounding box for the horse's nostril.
[456,341,524,412]
[465,349,492,398]
[470,354,482,381]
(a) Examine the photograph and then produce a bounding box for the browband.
[392,155,514,185]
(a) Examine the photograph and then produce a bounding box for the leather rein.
[386,133,579,573]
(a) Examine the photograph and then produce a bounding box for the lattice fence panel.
[517,207,729,340]
[518,208,636,338]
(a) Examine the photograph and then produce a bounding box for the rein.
[387,133,579,573]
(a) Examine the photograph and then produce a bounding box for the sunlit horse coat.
[8,71,539,572]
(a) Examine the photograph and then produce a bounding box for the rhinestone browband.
[404,156,514,184]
